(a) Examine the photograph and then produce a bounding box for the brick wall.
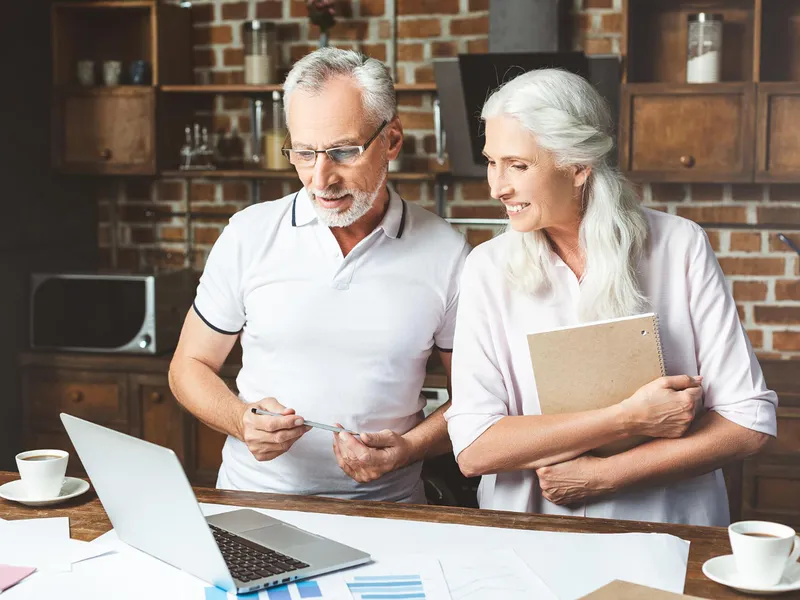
[97,0,800,359]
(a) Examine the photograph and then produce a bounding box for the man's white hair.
[482,68,649,322]
[283,47,396,126]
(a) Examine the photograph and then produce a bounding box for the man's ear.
[573,165,592,188]
[386,116,403,161]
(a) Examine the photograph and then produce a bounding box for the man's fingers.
[256,414,305,433]
[255,397,294,415]
[337,432,373,462]
[359,430,394,449]
[271,426,309,444]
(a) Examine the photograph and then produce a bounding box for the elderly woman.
[444,69,777,526]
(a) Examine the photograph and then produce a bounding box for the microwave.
[30,270,197,354]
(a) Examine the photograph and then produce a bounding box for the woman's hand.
[536,455,615,505]
[619,375,704,439]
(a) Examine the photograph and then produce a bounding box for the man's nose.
[312,153,340,190]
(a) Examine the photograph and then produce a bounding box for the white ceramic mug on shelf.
[15,449,69,499]
[102,60,122,86]
[729,520,800,587]
[77,60,95,86]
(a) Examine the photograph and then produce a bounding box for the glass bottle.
[687,13,723,84]
[243,21,277,85]
[265,91,291,170]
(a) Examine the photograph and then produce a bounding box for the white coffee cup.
[729,520,800,587]
[15,449,69,499]
[102,60,122,86]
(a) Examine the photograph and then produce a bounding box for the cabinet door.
[22,367,130,433]
[130,374,187,465]
[619,83,755,182]
[756,84,800,183]
[53,87,155,174]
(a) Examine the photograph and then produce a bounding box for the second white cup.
[102,60,122,86]
[729,520,800,587]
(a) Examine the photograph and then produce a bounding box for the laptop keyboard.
[209,524,310,583]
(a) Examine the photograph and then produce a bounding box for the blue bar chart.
[347,574,426,599]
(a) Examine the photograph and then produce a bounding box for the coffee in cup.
[15,449,69,499]
[729,520,800,587]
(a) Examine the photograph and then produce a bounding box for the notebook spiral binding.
[651,313,667,377]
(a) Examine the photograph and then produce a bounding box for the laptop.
[60,413,371,594]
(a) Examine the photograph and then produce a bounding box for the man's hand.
[536,455,616,506]
[332,426,413,483]
[240,397,311,461]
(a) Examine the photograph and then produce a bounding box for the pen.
[250,408,360,437]
[778,233,800,258]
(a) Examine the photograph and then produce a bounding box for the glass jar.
[243,20,277,85]
[687,13,723,84]
[264,91,291,170]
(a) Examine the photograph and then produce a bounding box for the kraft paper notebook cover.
[527,312,666,457]
[578,580,704,600]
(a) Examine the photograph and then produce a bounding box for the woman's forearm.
[457,403,631,476]
[600,411,771,493]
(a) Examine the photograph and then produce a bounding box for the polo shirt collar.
[291,188,317,227]
[379,185,407,240]
[291,185,407,240]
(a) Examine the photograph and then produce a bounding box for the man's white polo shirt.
[193,186,470,502]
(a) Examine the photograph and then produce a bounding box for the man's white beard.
[310,166,388,228]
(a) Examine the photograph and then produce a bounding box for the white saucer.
[0,477,90,507]
[703,554,800,595]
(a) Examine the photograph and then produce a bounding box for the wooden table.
[0,471,796,599]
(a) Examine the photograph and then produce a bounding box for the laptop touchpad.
[243,524,317,550]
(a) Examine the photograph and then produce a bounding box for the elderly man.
[169,48,469,503]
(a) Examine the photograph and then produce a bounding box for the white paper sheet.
[439,549,557,600]
[3,537,208,600]
[343,555,451,600]
[0,517,72,572]
[200,504,689,600]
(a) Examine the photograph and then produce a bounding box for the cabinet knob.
[101,148,112,161]
[69,390,83,403]
[150,392,164,403]
[680,155,695,168]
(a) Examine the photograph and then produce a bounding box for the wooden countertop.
[1,471,795,599]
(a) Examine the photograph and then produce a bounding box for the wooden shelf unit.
[160,83,438,94]
[160,169,439,181]
[620,0,800,182]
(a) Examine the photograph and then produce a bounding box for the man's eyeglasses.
[281,120,388,167]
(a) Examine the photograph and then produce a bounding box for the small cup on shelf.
[129,60,151,85]
[77,60,95,86]
[102,60,123,86]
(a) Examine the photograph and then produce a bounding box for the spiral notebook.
[527,312,666,457]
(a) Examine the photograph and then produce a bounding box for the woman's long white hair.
[482,69,648,322]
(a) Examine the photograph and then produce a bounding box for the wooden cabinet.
[621,0,800,182]
[132,373,187,463]
[755,84,800,182]
[53,87,156,175]
[619,83,755,182]
[727,361,800,527]
[19,353,227,484]
[50,1,190,175]
[22,367,130,432]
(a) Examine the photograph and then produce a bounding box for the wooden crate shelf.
[160,83,438,94]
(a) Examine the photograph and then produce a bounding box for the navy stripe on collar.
[291,191,299,226]
[397,199,407,239]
